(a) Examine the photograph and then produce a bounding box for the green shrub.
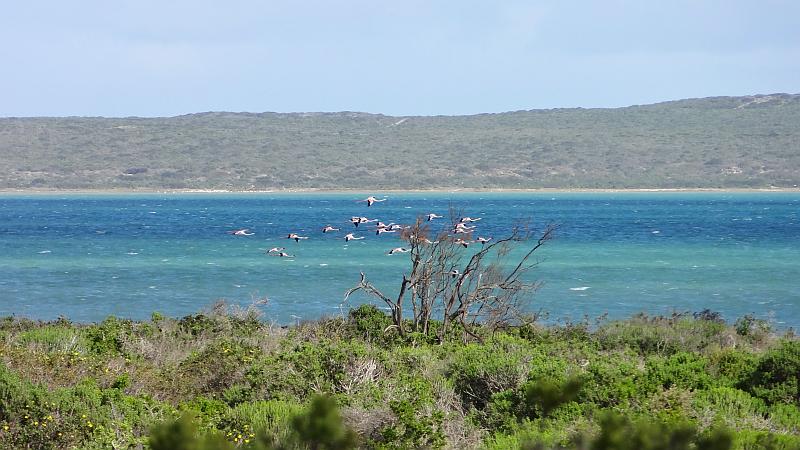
[446,343,530,411]
[291,395,358,450]
[767,403,800,434]
[16,325,87,354]
[82,316,131,356]
[644,352,712,393]
[178,340,259,395]
[226,400,303,442]
[692,387,766,425]
[742,340,800,406]
[707,348,759,387]
[520,377,583,419]
[149,414,233,450]
[347,305,396,345]
[379,399,444,449]
[579,355,641,408]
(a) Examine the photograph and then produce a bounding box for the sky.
[1,0,799,117]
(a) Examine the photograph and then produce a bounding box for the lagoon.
[0,192,798,327]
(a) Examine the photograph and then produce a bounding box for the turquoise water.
[0,192,798,327]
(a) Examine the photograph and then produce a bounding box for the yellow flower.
[3,425,9,430]
[244,439,250,444]
[33,421,39,426]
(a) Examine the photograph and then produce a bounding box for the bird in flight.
[459,217,481,223]
[270,251,295,258]
[322,225,339,233]
[454,238,472,248]
[287,233,309,242]
[351,217,378,227]
[387,247,410,255]
[267,247,286,253]
[228,228,254,236]
[358,196,387,207]
[344,233,365,242]
[476,237,492,245]
[426,213,443,221]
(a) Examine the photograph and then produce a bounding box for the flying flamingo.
[287,233,309,242]
[344,233,365,242]
[459,217,481,223]
[454,238,472,248]
[322,225,339,233]
[426,213,443,221]
[476,237,492,245]
[227,228,254,236]
[267,247,286,253]
[387,247,410,255]
[270,251,295,258]
[376,228,397,235]
[358,196,387,207]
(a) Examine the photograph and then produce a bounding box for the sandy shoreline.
[0,187,798,195]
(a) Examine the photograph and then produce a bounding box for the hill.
[1,94,799,190]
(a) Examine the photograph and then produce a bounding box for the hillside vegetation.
[1,94,799,190]
[0,305,798,449]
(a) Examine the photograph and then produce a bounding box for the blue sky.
[1,0,798,117]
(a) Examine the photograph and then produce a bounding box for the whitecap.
[570,286,591,291]
[126,252,139,255]
[37,250,51,254]
[651,230,660,234]
[319,263,328,266]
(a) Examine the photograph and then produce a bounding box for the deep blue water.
[0,192,798,327]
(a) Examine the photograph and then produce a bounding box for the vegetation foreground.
[0,304,798,449]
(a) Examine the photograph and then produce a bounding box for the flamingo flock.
[227,195,492,259]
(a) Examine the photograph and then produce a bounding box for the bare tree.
[344,213,555,342]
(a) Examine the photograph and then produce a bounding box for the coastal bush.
[578,354,641,408]
[82,316,131,356]
[707,348,759,387]
[742,340,800,406]
[734,314,772,343]
[644,352,712,393]
[445,342,530,411]
[178,340,258,396]
[346,304,398,346]
[1,310,799,449]
[225,400,303,443]
[149,413,233,450]
[692,387,767,426]
[519,376,584,419]
[0,363,173,449]
[16,325,87,354]
[379,399,445,449]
